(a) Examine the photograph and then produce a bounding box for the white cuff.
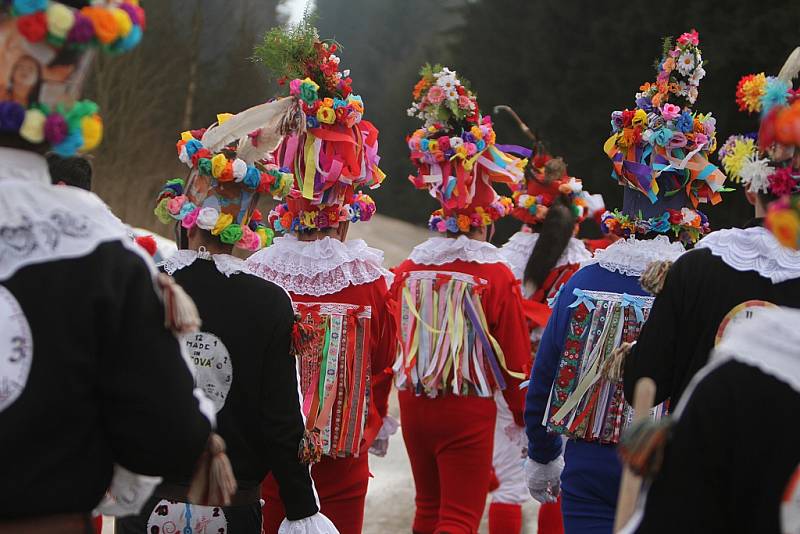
[92,464,162,517]
[278,512,340,534]
[377,415,400,440]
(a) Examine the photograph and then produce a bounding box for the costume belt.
[0,513,92,534]
[156,482,262,507]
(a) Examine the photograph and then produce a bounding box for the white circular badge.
[181,332,232,413]
[0,286,33,413]
[146,499,227,533]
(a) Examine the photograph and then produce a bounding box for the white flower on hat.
[677,52,695,76]
[689,63,706,85]
[565,177,583,193]
[196,207,220,230]
[740,155,772,194]
[450,137,464,148]
[178,145,191,165]
[232,158,247,182]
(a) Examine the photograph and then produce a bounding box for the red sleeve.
[486,265,532,426]
[369,278,396,419]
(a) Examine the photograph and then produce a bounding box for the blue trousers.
[561,439,622,534]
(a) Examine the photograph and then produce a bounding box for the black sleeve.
[99,251,211,478]
[261,289,319,520]
[633,362,733,533]
[624,256,686,405]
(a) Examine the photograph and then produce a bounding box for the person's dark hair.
[47,154,92,190]
[524,199,576,290]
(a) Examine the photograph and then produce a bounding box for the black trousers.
[114,493,262,534]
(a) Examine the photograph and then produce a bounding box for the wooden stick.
[613,377,656,532]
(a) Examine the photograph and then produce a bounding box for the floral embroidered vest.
[294,302,372,458]
[544,288,667,444]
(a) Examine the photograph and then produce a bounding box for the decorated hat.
[602,30,726,244]
[406,64,527,233]
[0,1,146,155]
[507,147,595,227]
[154,97,305,251]
[252,19,384,234]
[721,48,800,199]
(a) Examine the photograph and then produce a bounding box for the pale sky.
[280,0,315,24]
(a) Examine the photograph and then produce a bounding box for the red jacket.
[390,258,531,424]
[290,278,395,457]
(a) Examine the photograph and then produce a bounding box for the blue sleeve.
[524,274,576,463]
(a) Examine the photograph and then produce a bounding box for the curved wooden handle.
[493,105,536,142]
[613,377,656,532]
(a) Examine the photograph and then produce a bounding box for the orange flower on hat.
[456,214,471,232]
[81,7,119,44]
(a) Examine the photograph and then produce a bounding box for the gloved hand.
[369,415,400,457]
[525,456,564,504]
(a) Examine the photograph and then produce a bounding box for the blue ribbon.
[621,293,646,323]
[547,285,563,309]
[568,288,596,311]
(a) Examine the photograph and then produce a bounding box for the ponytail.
[523,200,576,291]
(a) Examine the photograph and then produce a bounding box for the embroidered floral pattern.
[545,289,665,444]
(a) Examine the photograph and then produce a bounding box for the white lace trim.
[695,226,800,283]
[585,236,685,277]
[294,301,372,319]
[0,177,154,281]
[407,270,488,285]
[499,232,592,281]
[409,235,509,266]
[245,234,392,296]
[159,250,251,278]
[278,512,339,534]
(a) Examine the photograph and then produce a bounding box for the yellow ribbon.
[302,134,317,200]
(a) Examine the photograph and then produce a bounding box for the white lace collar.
[695,226,800,284]
[409,235,508,266]
[586,235,685,277]
[245,234,392,296]
[0,176,148,281]
[0,148,50,186]
[160,249,250,278]
[712,306,800,394]
[499,232,592,281]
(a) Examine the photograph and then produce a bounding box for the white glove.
[278,512,340,534]
[525,456,564,504]
[369,415,399,457]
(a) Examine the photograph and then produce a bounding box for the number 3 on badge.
[0,286,33,413]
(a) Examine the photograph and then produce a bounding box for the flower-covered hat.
[602,30,726,244]
[154,98,305,251]
[0,1,146,155]
[406,64,527,233]
[720,48,800,200]
[509,150,596,226]
[253,19,384,234]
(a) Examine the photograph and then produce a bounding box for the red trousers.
[399,390,497,534]
[261,454,369,534]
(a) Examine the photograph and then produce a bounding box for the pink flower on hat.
[427,85,445,104]
[661,103,681,121]
[181,206,201,229]
[167,195,186,215]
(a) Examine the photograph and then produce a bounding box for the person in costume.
[624,48,800,409]
[116,100,337,533]
[524,31,726,533]
[391,64,531,534]
[243,22,393,534]
[0,4,222,533]
[493,144,594,534]
[618,305,800,533]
